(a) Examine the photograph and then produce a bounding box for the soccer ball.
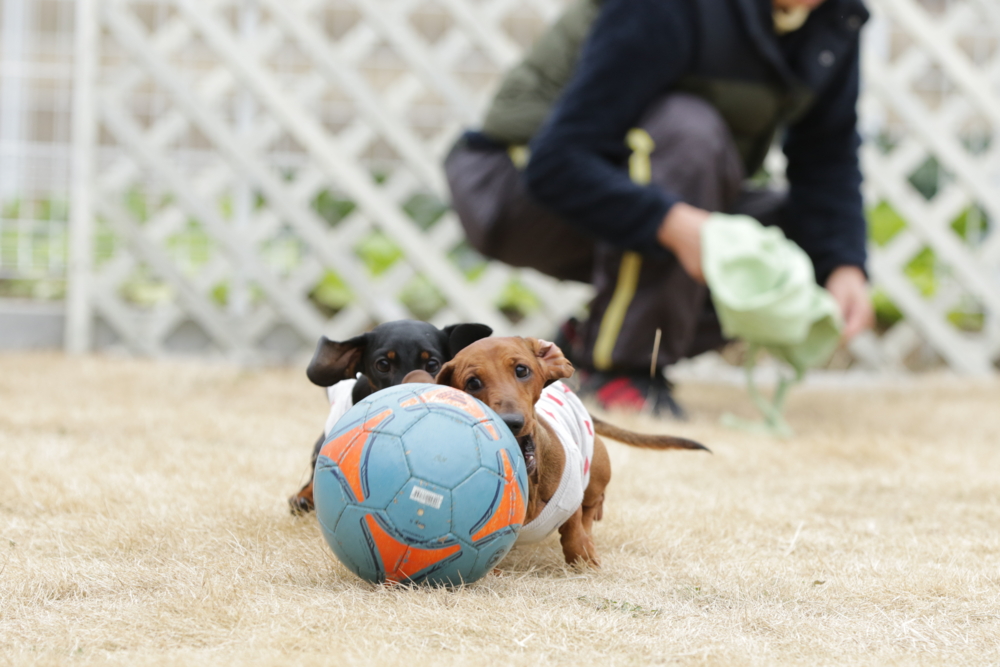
[313,383,528,586]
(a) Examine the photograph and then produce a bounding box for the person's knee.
[639,93,743,209]
[641,93,735,165]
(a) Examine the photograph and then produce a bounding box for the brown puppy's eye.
[375,359,391,373]
[425,359,441,374]
[515,364,530,379]
[465,377,483,392]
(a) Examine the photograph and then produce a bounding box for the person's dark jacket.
[519,0,868,285]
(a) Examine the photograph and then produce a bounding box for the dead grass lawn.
[1,352,999,666]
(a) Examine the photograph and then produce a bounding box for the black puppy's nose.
[499,413,525,435]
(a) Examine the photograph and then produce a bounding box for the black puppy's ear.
[306,334,367,387]
[444,323,492,357]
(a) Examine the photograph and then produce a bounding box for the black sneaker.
[580,370,686,419]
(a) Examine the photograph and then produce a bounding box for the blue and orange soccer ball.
[313,383,528,586]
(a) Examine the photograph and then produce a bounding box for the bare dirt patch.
[2,352,998,665]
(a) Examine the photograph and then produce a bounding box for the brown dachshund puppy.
[433,336,708,567]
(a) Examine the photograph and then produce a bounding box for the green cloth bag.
[701,213,843,435]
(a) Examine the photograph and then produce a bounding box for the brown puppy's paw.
[566,549,601,569]
[559,509,600,567]
[560,535,601,568]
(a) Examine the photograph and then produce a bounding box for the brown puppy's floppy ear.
[444,323,492,357]
[434,360,458,388]
[306,334,367,387]
[528,337,574,383]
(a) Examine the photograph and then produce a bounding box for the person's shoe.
[580,371,686,419]
[648,375,687,419]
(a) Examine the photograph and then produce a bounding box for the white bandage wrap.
[516,381,595,544]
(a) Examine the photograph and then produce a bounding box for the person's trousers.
[445,94,787,373]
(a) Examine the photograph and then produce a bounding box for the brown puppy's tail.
[592,417,710,452]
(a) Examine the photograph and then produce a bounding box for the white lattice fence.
[66,0,588,360]
[30,0,1000,372]
[855,0,1000,374]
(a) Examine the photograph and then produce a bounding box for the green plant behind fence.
[1,190,989,332]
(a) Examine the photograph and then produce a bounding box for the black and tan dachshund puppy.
[288,320,491,513]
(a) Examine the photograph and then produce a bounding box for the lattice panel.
[69,0,1000,372]
[78,0,586,360]
[856,0,1000,374]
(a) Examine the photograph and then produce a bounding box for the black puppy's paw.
[288,493,315,515]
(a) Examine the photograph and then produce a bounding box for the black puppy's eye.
[425,359,441,374]
[375,359,391,373]
[465,377,483,392]
[515,364,530,379]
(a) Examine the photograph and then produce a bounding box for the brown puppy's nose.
[498,413,525,435]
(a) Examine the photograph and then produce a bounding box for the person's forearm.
[782,39,867,285]
[523,0,696,255]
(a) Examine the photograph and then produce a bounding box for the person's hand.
[824,265,874,341]
[657,202,711,282]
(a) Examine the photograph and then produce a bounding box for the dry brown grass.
[2,351,999,666]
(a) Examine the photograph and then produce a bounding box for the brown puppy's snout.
[498,412,525,436]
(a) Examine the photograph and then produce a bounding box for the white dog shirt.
[516,381,595,544]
